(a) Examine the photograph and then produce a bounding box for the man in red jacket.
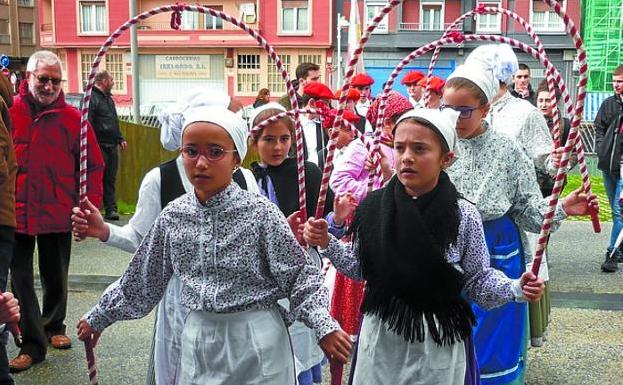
[8,50,104,372]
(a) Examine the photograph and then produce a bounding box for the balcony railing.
[137,21,224,31]
[398,22,462,32]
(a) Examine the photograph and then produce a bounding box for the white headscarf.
[447,44,519,103]
[248,102,287,130]
[395,108,461,153]
[182,106,249,161]
[159,88,231,151]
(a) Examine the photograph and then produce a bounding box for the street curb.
[34,274,119,291]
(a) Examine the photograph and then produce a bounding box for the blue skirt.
[472,215,527,385]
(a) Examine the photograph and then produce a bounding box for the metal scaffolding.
[583,0,623,91]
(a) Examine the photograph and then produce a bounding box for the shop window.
[268,55,291,94]
[237,54,261,94]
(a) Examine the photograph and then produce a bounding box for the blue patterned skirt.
[472,215,528,385]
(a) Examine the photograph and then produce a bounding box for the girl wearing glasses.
[249,102,356,385]
[71,90,258,385]
[76,106,352,385]
[303,107,548,385]
[442,44,596,385]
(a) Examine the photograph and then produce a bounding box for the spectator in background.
[88,70,127,221]
[253,88,270,108]
[511,63,537,106]
[401,70,425,108]
[0,65,18,385]
[417,76,445,109]
[335,88,366,133]
[350,73,375,123]
[594,64,623,272]
[279,62,320,110]
[8,50,104,372]
[299,82,336,165]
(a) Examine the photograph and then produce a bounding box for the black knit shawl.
[251,157,334,218]
[350,172,475,346]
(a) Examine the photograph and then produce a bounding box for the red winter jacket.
[9,82,104,235]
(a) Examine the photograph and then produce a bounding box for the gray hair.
[26,50,61,72]
[94,70,111,84]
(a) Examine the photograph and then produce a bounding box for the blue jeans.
[602,171,623,251]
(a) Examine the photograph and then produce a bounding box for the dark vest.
[159,158,247,209]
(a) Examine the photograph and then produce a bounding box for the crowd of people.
[0,44,618,385]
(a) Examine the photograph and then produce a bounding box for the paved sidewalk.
[9,219,623,385]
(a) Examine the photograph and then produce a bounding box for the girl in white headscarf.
[71,89,258,385]
[76,106,353,385]
[303,107,548,385]
[442,44,597,385]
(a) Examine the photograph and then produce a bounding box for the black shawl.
[350,172,475,345]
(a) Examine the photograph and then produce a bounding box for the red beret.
[350,73,375,87]
[417,76,446,94]
[335,88,361,102]
[401,71,425,85]
[343,110,361,124]
[303,82,336,100]
[322,109,361,129]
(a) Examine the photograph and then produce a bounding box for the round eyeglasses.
[181,146,237,162]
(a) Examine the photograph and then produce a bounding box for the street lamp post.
[336,13,350,89]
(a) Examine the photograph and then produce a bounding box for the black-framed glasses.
[181,145,237,162]
[33,74,63,86]
[440,102,479,119]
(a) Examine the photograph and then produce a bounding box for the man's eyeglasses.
[439,103,479,119]
[181,145,237,162]
[33,74,63,86]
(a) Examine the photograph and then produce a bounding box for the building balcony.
[135,21,258,46]
[40,23,54,46]
[398,22,462,32]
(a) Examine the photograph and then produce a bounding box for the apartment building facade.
[336,0,582,99]
[40,0,335,106]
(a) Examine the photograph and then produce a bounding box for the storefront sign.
[155,55,211,78]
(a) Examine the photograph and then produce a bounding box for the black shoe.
[105,211,120,221]
[601,251,619,272]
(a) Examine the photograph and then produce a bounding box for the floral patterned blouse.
[320,199,523,310]
[86,183,339,341]
[488,91,555,174]
[447,126,567,233]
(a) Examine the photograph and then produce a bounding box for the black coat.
[595,95,623,175]
[88,86,123,145]
[510,84,537,106]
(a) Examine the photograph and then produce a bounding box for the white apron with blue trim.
[180,307,296,385]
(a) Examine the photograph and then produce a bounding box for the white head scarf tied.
[182,106,249,161]
[395,108,461,154]
[159,88,231,151]
[447,44,519,102]
[248,102,288,130]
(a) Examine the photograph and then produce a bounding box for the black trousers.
[100,144,119,213]
[10,232,71,361]
[0,226,14,384]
